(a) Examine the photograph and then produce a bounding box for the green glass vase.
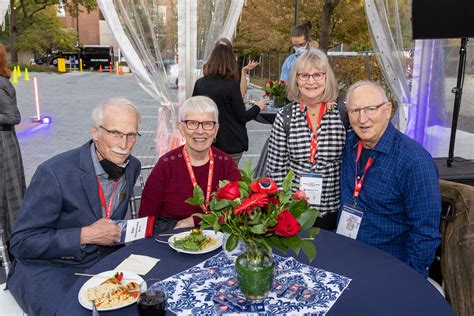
[272,96,286,108]
[235,241,275,300]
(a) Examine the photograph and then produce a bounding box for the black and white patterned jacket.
[267,101,346,214]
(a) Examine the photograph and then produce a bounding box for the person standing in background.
[0,43,26,245]
[280,21,318,83]
[193,42,265,165]
[214,37,259,98]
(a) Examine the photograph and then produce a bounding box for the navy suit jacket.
[7,141,141,315]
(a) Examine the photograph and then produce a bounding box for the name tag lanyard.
[183,146,214,213]
[353,141,373,207]
[97,178,119,219]
[305,102,327,164]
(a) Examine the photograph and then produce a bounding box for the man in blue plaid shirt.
[339,80,441,277]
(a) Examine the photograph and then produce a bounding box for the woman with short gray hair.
[139,96,241,231]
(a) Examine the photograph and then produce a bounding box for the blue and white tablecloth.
[161,252,351,315]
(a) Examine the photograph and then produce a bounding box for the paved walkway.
[14,72,271,185]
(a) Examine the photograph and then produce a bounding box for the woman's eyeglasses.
[297,72,326,81]
[181,120,217,131]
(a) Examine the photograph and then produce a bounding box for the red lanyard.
[353,141,373,205]
[305,102,327,164]
[182,146,214,213]
[97,177,119,219]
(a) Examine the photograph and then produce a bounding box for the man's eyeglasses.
[181,120,217,131]
[99,126,141,141]
[297,72,326,82]
[347,102,387,117]
[293,42,307,48]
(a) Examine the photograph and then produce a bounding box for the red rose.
[292,190,309,204]
[268,196,279,206]
[269,80,274,87]
[274,210,301,237]
[281,80,286,84]
[218,216,226,224]
[217,181,240,200]
[250,178,278,194]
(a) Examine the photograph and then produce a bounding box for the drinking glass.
[137,278,167,316]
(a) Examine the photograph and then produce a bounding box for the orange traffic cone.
[109,64,112,73]
[99,65,103,73]
[119,66,123,75]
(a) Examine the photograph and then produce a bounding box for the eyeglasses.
[297,72,326,81]
[181,120,217,131]
[347,102,387,117]
[99,126,141,141]
[293,42,307,48]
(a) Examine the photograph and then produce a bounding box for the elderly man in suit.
[7,97,142,315]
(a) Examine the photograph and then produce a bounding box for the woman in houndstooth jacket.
[267,49,346,231]
[0,44,26,243]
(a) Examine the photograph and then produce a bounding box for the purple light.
[41,116,52,124]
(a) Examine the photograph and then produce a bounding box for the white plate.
[78,270,144,311]
[168,230,223,254]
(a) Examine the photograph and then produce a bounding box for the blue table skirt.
[57,229,454,316]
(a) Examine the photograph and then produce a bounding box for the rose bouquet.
[264,80,287,98]
[186,165,320,262]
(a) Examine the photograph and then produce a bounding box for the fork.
[92,300,100,316]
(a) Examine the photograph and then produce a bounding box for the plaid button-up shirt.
[340,123,441,277]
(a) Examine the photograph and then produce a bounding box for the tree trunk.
[9,0,18,63]
[319,0,341,52]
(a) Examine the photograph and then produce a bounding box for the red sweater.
[138,145,241,225]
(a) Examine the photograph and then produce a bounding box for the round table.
[57,230,454,315]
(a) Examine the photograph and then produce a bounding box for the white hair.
[91,97,141,128]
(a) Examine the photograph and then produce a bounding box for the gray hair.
[287,49,338,103]
[91,97,141,128]
[179,96,219,123]
[345,80,388,106]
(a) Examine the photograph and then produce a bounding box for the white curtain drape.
[363,0,464,157]
[364,0,411,131]
[98,0,244,158]
[0,0,9,31]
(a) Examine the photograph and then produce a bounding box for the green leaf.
[306,227,320,238]
[267,236,288,253]
[225,234,239,252]
[297,210,319,231]
[281,170,295,192]
[238,181,250,196]
[249,224,266,234]
[302,239,316,262]
[288,199,308,217]
[213,220,221,232]
[258,239,273,254]
[210,198,232,211]
[185,185,205,207]
[200,213,218,225]
[282,235,301,254]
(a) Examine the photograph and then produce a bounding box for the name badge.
[300,173,323,206]
[336,205,363,239]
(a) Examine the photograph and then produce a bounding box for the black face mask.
[95,145,126,180]
[99,159,125,180]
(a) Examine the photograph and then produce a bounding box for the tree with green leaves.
[15,6,77,57]
[7,0,97,62]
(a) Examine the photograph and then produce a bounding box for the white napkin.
[114,254,160,275]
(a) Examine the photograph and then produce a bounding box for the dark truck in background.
[33,45,114,70]
[81,45,114,70]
